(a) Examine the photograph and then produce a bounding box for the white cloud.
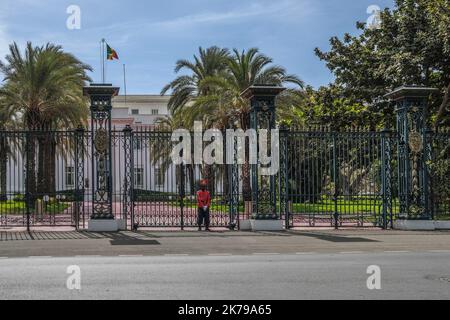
[0,22,11,61]
[155,1,297,28]
[94,0,315,34]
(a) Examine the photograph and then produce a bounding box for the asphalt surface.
[1,229,450,257]
[1,229,450,300]
[0,252,449,300]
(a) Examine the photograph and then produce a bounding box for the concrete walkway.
[1,229,450,258]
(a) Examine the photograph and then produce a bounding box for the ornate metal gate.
[283,128,390,228]
[0,130,83,228]
[124,128,231,229]
[1,86,449,231]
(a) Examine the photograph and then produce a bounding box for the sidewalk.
[1,228,450,258]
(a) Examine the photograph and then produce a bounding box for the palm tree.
[161,46,230,113]
[185,93,239,198]
[0,97,16,201]
[147,109,201,196]
[201,48,304,128]
[162,47,303,200]
[276,88,309,128]
[149,113,187,178]
[0,42,92,198]
[198,48,304,199]
[161,46,231,191]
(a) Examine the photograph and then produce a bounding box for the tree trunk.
[242,162,252,201]
[188,164,195,196]
[44,138,56,194]
[25,111,42,209]
[201,164,215,197]
[0,134,7,201]
[223,165,230,203]
[37,136,45,196]
[434,82,450,129]
[240,111,252,201]
[25,134,37,209]
[37,133,56,196]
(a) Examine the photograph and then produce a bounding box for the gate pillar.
[380,128,393,229]
[83,83,120,231]
[229,131,240,230]
[385,86,437,223]
[74,126,85,230]
[123,125,134,230]
[241,85,285,230]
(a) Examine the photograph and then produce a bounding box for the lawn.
[291,199,400,215]
[131,190,399,216]
[0,200,71,215]
[181,197,400,216]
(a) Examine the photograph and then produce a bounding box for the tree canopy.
[315,0,450,129]
[0,42,92,130]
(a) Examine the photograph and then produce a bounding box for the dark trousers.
[197,207,210,228]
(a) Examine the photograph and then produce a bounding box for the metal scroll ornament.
[254,108,276,219]
[408,130,424,217]
[260,101,270,112]
[93,128,111,218]
[408,131,423,154]
[94,128,109,154]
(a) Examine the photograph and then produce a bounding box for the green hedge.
[10,190,84,203]
[133,189,179,202]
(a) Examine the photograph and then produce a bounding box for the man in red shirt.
[197,180,211,231]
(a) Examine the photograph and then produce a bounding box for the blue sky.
[0,0,394,94]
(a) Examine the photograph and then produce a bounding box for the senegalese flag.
[106,43,119,61]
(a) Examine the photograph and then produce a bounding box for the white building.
[111,94,171,129]
[94,94,177,199]
[4,93,220,206]
[108,94,179,199]
[4,94,177,199]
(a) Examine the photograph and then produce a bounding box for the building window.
[134,138,142,150]
[152,109,159,115]
[66,166,75,188]
[131,109,139,115]
[134,168,144,188]
[154,168,164,187]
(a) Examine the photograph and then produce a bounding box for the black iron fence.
[0,127,448,230]
[283,128,386,228]
[0,128,232,229]
[0,130,79,227]
[427,128,450,220]
[130,127,231,228]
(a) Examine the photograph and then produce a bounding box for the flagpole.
[100,39,104,83]
[123,64,127,107]
[101,38,106,83]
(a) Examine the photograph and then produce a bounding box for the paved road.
[1,229,450,300]
[1,252,449,300]
[1,229,450,257]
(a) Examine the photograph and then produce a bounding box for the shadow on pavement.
[1,229,379,243]
[291,231,380,243]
